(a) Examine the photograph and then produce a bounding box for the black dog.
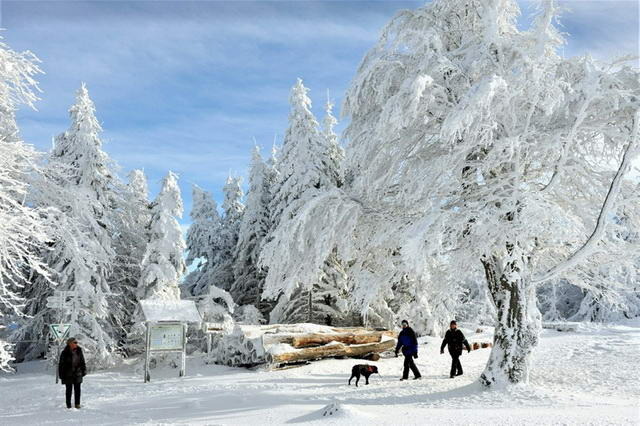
[348,364,379,386]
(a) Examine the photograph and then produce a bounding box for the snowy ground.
[2,321,639,425]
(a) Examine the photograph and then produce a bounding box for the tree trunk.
[480,252,541,386]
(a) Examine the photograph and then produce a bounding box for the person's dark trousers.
[402,355,421,379]
[65,383,81,408]
[450,352,463,377]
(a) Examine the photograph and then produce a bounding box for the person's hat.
[401,319,409,326]
[66,337,78,345]
[450,320,457,325]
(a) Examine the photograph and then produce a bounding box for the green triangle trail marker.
[49,324,71,341]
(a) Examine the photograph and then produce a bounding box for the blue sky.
[3,0,638,227]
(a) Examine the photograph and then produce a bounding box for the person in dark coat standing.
[440,320,471,378]
[58,337,87,409]
[395,319,421,381]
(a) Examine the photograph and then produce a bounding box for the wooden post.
[144,322,151,383]
[180,323,187,377]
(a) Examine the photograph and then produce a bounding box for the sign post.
[49,324,72,341]
[144,322,187,382]
[203,322,225,355]
[139,299,201,383]
[46,290,78,384]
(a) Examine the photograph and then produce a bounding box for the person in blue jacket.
[395,319,421,380]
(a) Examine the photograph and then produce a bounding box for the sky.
[2,0,639,227]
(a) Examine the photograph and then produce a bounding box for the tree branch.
[532,110,639,284]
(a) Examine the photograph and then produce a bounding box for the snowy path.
[2,322,639,425]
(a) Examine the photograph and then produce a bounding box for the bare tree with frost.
[262,0,639,386]
[0,37,48,371]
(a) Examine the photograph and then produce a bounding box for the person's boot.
[75,404,81,409]
[413,376,422,380]
[399,377,407,381]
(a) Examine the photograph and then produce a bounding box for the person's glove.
[413,354,418,359]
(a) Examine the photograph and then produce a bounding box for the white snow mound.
[289,401,372,423]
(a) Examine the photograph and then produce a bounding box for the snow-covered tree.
[210,176,244,292]
[138,171,186,301]
[16,84,122,368]
[0,36,41,145]
[261,0,639,386]
[234,304,265,325]
[183,185,221,297]
[50,84,121,366]
[0,141,49,322]
[567,200,640,321]
[0,38,47,371]
[231,146,274,310]
[14,160,101,362]
[261,79,353,325]
[267,79,338,230]
[108,169,151,345]
[321,94,345,189]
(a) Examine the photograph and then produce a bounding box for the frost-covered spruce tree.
[261,79,352,325]
[230,146,273,310]
[321,95,345,189]
[267,80,336,229]
[0,38,49,371]
[24,84,121,367]
[108,170,151,345]
[209,176,244,293]
[183,185,221,297]
[14,159,103,362]
[137,171,186,301]
[262,0,639,386]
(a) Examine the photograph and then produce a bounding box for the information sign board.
[149,323,184,351]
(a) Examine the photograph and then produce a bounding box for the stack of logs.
[208,327,265,367]
[208,324,397,368]
[470,342,493,350]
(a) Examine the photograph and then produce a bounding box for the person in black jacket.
[440,320,471,378]
[58,337,87,409]
[395,319,421,381]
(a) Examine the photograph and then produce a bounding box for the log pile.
[470,341,493,350]
[208,323,397,368]
[208,329,265,367]
[542,322,579,332]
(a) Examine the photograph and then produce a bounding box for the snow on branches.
[231,146,274,310]
[138,171,186,301]
[259,0,639,385]
[184,185,221,297]
[0,37,47,371]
